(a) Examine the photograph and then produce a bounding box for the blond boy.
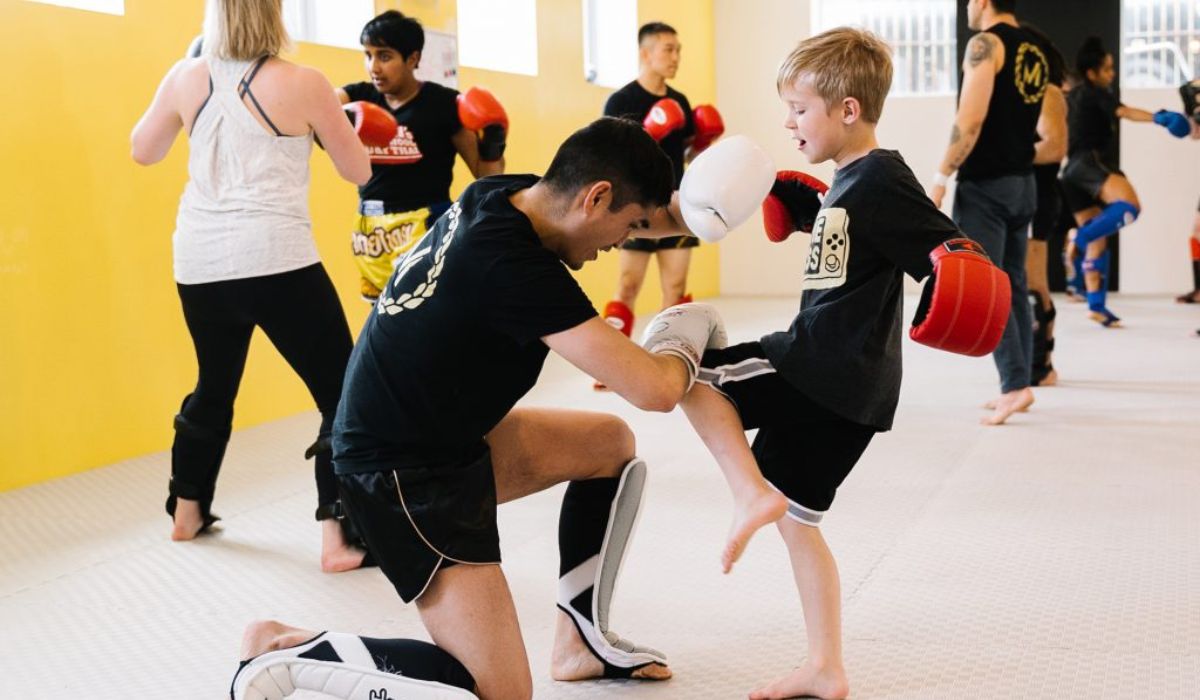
[672,28,1008,698]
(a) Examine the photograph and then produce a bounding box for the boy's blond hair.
[203,0,291,61]
[777,27,893,124]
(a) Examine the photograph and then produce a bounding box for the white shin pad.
[556,458,667,676]
[231,633,477,700]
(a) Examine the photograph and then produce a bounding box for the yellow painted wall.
[0,0,715,491]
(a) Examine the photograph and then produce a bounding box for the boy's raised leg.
[680,384,787,573]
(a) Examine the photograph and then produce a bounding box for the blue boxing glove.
[1153,110,1191,138]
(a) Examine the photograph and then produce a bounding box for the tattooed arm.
[930,32,1003,208]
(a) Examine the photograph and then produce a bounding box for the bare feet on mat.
[319,519,368,573]
[170,497,207,541]
[749,659,849,700]
[549,611,671,681]
[981,387,1034,426]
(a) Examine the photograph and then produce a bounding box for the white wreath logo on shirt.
[376,202,460,315]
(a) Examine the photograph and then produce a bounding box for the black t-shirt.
[333,175,598,474]
[1068,83,1122,158]
[760,150,961,431]
[958,24,1049,181]
[343,81,463,212]
[603,81,695,186]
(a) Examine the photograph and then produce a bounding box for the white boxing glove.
[641,303,728,388]
[679,134,775,242]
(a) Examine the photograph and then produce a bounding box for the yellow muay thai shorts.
[351,200,434,301]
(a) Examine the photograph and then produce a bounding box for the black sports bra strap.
[238,55,270,93]
[189,74,215,136]
[238,56,283,137]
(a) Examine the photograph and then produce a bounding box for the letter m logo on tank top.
[1014,42,1049,105]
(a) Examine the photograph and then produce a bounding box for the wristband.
[932,171,950,188]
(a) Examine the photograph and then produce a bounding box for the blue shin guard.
[1083,252,1121,327]
[1075,201,1139,248]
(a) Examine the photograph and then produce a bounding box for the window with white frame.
[283,0,375,51]
[1122,0,1200,87]
[583,0,638,88]
[457,0,538,76]
[813,0,958,96]
[24,0,122,14]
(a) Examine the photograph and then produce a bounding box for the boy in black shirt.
[667,28,1008,700]
[338,11,506,302]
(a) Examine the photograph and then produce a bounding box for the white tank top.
[173,57,319,284]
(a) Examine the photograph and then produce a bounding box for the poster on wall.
[416,29,458,88]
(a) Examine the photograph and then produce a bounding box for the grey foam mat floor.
[1,295,1198,698]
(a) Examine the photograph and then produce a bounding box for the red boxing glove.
[344,101,398,148]
[691,104,725,153]
[643,98,686,141]
[457,86,509,161]
[909,238,1011,357]
[761,170,828,242]
[602,300,635,338]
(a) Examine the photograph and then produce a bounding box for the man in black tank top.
[929,0,1048,426]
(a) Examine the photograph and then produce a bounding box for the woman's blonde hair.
[777,27,893,124]
[202,0,290,61]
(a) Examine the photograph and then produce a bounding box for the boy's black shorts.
[698,342,877,525]
[337,448,501,603]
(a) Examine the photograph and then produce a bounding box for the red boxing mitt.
[909,238,1011,357]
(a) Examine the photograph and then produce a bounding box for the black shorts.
[1061,150,1122,214]
[337,449,501,603]
[698,342,877,525]
[621,235,699,252]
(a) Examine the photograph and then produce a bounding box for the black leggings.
[170,264,352,512]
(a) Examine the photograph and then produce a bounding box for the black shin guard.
[1029,291,1056,385]
[167,394,230,531]
[556,459,665,678]
[308,437,375,568]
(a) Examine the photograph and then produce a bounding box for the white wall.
[1118,88,1200,294]
[714,5,1200,296]
[714,0,956,296]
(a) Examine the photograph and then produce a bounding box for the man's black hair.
[543,117,674,211]
[638,22,677,45]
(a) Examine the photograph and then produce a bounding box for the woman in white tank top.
[131,0,373,572]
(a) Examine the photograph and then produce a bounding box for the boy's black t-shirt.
[603,81,695,187]
[342,81,463,212]
[332,175,598,474]
[1067,83,1122,158]
[760,150,961,431]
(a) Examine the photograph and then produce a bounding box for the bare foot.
[980,387,1034,426]
[320,519,368,573]
[239,620,314,659]
[1038,368,1058,386]
[549,611,671,681]
[1088,310,1123,328]
[170,498,207,541]
[749,659,849,700]
[722,489,788,574]
[981,397,1031,412]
